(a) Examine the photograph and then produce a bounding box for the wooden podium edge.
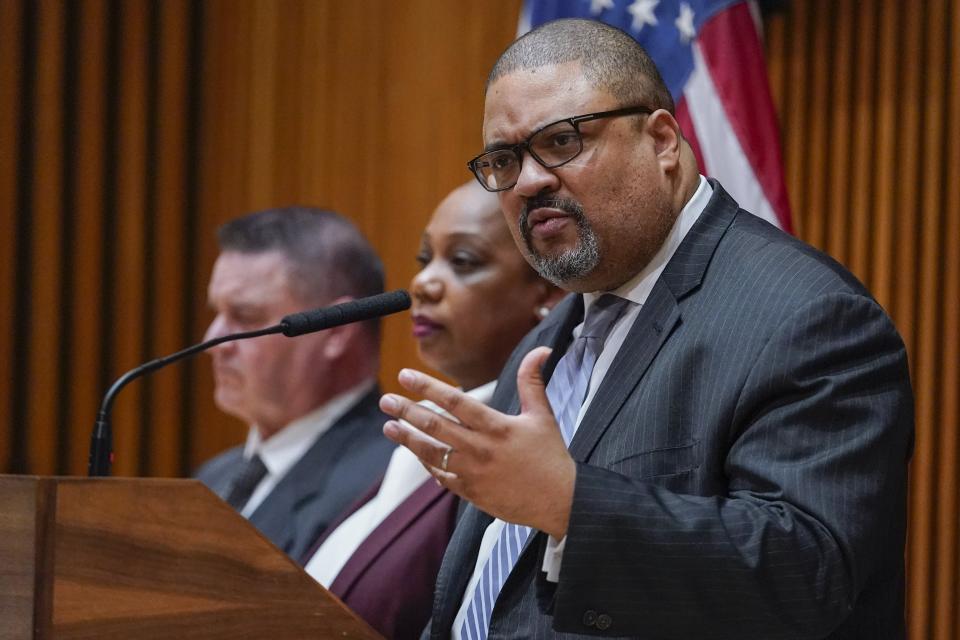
[0,475,384,640]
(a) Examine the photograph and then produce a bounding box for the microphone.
[88,289,411,477]
[280,289,412,336]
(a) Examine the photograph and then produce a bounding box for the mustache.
[519,196,585,235]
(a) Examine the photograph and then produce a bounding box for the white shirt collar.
[584,174,712,311]
[465,380,497,404]
[242,378,377,477]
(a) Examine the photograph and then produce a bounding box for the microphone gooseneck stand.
[87,325,283,477]
[88,289,411,477]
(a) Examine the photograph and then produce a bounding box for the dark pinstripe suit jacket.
[425,182,914,640]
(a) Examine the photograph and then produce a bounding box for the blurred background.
[0,1,956,637]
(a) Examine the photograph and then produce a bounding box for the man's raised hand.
[380,347,576,538]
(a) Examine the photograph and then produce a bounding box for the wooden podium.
[0,475,383,639]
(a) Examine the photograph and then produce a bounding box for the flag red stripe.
[675,98,706,172]
[695,3,793,232]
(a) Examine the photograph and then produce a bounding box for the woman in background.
[303,181,561,639]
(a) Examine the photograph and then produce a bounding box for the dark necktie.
[460,294,630,640]
[224,454,268,512]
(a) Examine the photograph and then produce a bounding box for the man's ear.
[647,109,683,170]
[317,296,357,360]
[321,320,360,360]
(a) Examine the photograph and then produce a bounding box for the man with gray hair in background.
[196,207,395,562]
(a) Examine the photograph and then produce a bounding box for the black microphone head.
[280,289,411,337]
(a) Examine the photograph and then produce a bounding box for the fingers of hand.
[380,394,470,450]
[398,368,489,428]
[426,465,458,482]
[518,346,553,384]
[516,346,555,416]
[383,419,458,472]
[424,462,465,494]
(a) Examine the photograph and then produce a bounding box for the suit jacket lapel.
[248,429,342,553]
[541,295,583,380]
[566,180,740,462]
[209,449,244,499]
[330,478,449,597]
[249,389,381,554]
[567,283,680,461]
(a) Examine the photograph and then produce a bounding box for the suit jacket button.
[596,613,613,630]
[582,610,598,627]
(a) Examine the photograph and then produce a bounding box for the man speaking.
[380,18,914,640]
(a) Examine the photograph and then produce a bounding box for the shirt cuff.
[542,534,566,582]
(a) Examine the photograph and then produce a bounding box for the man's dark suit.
[427,182,913,639]
[196,388,396,562]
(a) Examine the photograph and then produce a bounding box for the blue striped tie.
[460,294,629,640]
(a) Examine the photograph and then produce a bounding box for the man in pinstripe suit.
[380,19,913,639]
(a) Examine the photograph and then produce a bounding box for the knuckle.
[420,411,443,435]
[487,420,508,439]
[388,422,409,444]
[473,445,493,465]
[408,376,426,393]
[440,388,462,414]
[390,398,410,421]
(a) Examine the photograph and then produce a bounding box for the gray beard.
[519,202,601,287]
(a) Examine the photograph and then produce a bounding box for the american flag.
[520,0,793,232]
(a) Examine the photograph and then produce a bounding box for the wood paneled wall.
[0,1,956,636]
[0,0,521,478]
[766,2,960,637]
[0,0,208,478]
[191,0,523,466]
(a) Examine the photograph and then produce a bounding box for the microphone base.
[88,416,113,477]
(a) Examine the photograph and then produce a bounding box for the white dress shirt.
[304,381,496,587]
[452,176,712,638]
[239,379,376,517]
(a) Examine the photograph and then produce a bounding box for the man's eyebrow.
[482,115,567,154]
[214,301,264,317]
[482,140,513,154]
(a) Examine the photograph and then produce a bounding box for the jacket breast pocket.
[606,440,700,480]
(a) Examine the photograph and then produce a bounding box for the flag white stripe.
[684,42,782,229]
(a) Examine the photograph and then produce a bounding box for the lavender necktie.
[460,294,630,640]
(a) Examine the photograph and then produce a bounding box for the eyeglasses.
[467,105,653,192]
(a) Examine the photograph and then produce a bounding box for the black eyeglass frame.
[467,105,653,192]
